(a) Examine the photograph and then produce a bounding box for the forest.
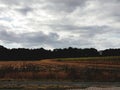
[0,45,120,60]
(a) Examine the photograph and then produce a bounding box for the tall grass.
[0,56,119,81]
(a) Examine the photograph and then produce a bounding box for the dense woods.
[0,45,120,60]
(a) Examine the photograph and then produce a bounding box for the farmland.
[0,56,120,81]
[0,56,120,89]
[58,56,120,61]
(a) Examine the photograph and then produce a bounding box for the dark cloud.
[0,29,66,48]
[0,29,93,49]
[16,7,33,15]
[0,30,59,44]
[0,30,19,43]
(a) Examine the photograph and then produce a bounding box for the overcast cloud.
[0,0,119,50]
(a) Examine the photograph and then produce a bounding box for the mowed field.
[0,56,120,81]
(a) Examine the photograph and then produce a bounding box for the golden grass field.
[0,56,120,81]
[0,56,120,69]
[0,56,120,89]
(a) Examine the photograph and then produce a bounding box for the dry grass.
[0,57,120,81]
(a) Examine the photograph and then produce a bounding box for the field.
[0,56,120,89]
[0,56,120,81]
[58,56,120,61]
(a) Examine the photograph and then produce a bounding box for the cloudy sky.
[0,0,119,50]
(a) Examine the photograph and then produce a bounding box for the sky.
[0,0,120,50]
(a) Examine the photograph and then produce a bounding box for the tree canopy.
[0,45,120,61]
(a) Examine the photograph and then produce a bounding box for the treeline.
[0,45,120,60]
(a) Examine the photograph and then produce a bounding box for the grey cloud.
[0,0,119,49]
[16,7,33,15]
[0,0,21,5]
[76,26,110,37]
[23,32,59,44]
[0,30,19,43]
[0,29,93,49]
[49,24,109,31]
[0,30,60,47]
[94,0,120,22]
[42,0,88,12]
[0,0,34,15]
[0,0,40,5]
[49,24,110,37]
[0,0,88,13]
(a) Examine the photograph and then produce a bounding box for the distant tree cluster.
[0,45,120,61]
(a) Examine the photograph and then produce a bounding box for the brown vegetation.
[0,59,120,81]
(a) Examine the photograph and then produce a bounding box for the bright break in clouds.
[0,0,120,50]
